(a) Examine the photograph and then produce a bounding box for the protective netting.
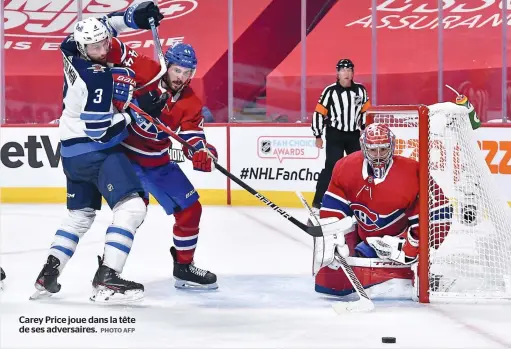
[369,103,511,302]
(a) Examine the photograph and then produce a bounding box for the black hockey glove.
[125,1,164,30]
[137,90,169,119]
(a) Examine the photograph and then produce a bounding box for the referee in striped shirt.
[311,59,371,210]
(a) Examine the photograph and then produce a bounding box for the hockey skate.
[90,256,144,303]
[170,246,218,290]
[30,255,62,300]
[0,267,5,290]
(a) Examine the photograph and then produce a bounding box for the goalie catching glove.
[366,227,419,265]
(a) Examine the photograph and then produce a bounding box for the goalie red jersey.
[315,123,452,297]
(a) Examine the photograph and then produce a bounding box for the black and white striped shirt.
[311,81,371,137]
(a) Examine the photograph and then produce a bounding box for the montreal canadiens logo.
[351,203,404,232]
[4,0,198,39]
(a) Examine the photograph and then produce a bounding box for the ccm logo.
[477,140,511,175]
[1,136,60,169]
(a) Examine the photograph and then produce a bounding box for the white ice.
[1,204,511,349]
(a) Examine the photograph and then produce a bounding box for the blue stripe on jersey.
[80,112,113,122]
[408,216,419,226]
[180,132,205,142]
[430,204,453,222]
[322,192,352,216]
[121,144,168,158]
[84,129,107,139]
[85,120,112,129]
[60,129,128,158]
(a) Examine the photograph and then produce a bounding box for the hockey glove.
[137,90,169,118]
[366,232,419,265]
[111,67,136,112]
[124,1,164,30]
[189,140,217,172]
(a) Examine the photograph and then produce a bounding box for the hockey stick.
[127,102,324,238]
[295,192,375,313]
[445,84,460,96]
[134,17,167,91]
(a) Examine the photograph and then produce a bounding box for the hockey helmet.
[336,59,354,71]
[360,123,396,178]
[165,43,198,70]
[73,17,111,60]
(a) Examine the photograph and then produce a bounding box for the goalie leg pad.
[49,208,96,273]
[173,200,202,264]
[103,195,147,273]
[315,260,414,297]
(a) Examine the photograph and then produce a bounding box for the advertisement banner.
[1,125,509,206]
[0,126,227,203]
[229,126,325,192]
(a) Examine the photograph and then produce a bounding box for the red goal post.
[366,105,431,302]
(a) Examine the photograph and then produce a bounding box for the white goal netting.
[368,103,511,302]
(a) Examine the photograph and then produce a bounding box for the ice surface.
[1,204,511,348]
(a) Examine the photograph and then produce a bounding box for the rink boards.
[0,124,510,207]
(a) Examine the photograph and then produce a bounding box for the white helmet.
[73,17,111,59]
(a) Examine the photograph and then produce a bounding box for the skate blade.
[174,278,218,290]
[29,283,54,300]
[0,280,4,291]
[90,287,144,304]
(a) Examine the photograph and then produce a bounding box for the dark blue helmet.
[164,43,197,69]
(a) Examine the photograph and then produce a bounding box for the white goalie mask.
[73,17,111,60]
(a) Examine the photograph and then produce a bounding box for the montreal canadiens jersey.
[114,54,208,168]
[320,151,452,244]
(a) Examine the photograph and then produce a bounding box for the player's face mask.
[85,38,111,64]
[360,124,396,179]
[166,65,195,92]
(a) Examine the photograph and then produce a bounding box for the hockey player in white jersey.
[32,3,163,303]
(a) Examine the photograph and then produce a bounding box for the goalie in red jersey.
[313,123,453,299]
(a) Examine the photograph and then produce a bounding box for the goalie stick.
[295,192,375,313]
[127,102,325,238]
[134,17,167,91]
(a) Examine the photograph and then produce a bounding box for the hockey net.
[367,104,511,303]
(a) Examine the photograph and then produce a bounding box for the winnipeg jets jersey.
[57,15,132,158]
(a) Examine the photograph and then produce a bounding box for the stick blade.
[332,297,375,314]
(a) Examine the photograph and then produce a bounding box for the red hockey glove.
[189,140,217,172]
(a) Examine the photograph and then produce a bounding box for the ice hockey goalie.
[313,122,453,299]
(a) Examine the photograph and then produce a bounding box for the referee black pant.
[313,128,361,208]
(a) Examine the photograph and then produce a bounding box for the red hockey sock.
[173,201,202,264]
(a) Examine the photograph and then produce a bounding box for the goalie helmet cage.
[366,104,511,303]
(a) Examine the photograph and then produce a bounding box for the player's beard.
[170,79,184,93]
[89,54,107,65]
